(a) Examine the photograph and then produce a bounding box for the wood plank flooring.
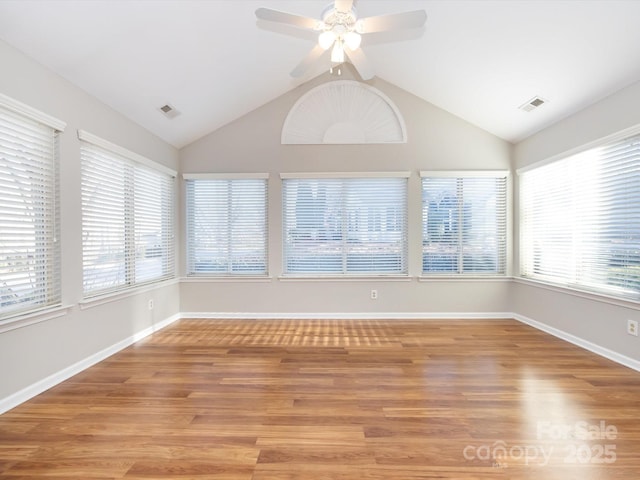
[1,318,639,479]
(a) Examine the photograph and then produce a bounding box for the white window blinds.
[185,176,268,275]
[519,132,640,300]
[80,134,175,296]
[282,175,408,275]
[421,172,507,274]
[0,103,63,319]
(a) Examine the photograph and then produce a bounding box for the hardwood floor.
[1,318,639,479]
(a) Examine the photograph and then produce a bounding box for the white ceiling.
[1,0,640,149]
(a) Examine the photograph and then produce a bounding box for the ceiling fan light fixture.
[318,30,336,50]
[331,38,345,63]
[256,3,428,79]
[344,31,361,50]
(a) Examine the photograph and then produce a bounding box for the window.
[80,131,175,297]
[519,131,640,300]
[185,175,268,275]
[421,172,507,275]
[0,97,65,319]
[282,174,408,275]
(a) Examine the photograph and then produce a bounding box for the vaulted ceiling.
[1,0,639,148]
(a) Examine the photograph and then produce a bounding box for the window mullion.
[341,182,348,274]
[161,177,174,277]
[227,182,233,274]
[457,178,464,274]
[124,164,136,286]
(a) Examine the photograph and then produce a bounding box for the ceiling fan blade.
[255,8,319,30]
[357,10,427,34]
[335,0,354,13]
[345,47,375,80]
[291,44,326,78]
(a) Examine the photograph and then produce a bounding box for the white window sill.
[278,275,412,282]
[418,275,511,282]
[181,275,272,283]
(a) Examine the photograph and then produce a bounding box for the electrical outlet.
[627,319,638,337]
[370,289,378,300]
[148,299,154,310]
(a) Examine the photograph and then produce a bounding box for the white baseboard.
[512,312,640,372]
[0,313,181,415]
[179,311,515,320]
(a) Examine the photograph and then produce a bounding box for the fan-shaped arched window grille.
[281,81,407,145]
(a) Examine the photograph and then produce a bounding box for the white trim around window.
[79,131,177,298]
[281,171,411,179]
[516,124,640,175]
[420,170,509,276]
[0,93,66,132]
[0,97,65,321]
[185,174,269,277]
[419,170,509,178]
[78,130,176,177]
[281,172,409,277]
[518,129,640,301]
[183,173,269,180]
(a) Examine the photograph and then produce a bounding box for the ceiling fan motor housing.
[321,3,358,34]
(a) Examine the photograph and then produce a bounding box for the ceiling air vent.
[519,96,547,112]
[159,103,180,119]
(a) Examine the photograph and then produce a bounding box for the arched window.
[282,81,407,145]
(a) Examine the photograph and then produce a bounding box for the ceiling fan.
[255,0,427,80]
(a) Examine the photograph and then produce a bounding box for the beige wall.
[179,66,513,316]
[0,39,180,406]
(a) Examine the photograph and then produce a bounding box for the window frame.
[517,126,640,302]
[420,170,509,277]
[281,172,410,278]
[0,94,65,321]
[79,130,176,298]
[184,173,269,277]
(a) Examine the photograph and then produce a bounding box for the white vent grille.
[159,103,180,119]
[519,96,547,112]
